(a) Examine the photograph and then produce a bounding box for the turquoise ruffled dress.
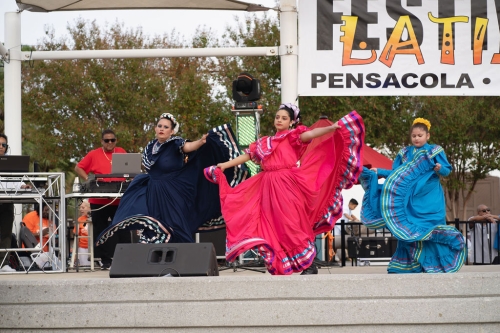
[359,143,466,273]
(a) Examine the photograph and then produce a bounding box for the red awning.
[303,116,393,170]
[362,145,393,170]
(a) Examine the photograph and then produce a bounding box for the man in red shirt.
[75,129,128,270]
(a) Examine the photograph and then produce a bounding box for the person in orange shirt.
[22,203,51,252]
[322,230,335,262]
[74,200,91,266]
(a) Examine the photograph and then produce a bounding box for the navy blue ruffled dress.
[96,124,248,245]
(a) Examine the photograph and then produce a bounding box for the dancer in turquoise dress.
[359,118,466,273]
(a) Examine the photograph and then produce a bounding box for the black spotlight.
[232,72,261,109]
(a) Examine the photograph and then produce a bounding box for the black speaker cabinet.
[198,228,226,258]
[347,236,398,258]
[110,243,219,278]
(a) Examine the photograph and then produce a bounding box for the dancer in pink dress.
[204,103,364,275]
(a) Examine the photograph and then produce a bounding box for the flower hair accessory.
[279,103,300,122]
[413,117,431,131]
[160,113,180,134]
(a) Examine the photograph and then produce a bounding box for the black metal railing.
[455,218,499,266]
[328,219,500,267]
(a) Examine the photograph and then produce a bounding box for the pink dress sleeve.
[244,141,262,165]
[289,125,310,155]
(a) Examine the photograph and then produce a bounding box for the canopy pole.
[4,11,24,229]
[4,11,22,155]
[279,0,298,105]
[23,46,279,60]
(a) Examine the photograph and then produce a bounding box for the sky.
[1,0,277,46]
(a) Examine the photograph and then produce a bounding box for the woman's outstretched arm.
[217,153,251,172]
[182,134,208,153]
[300,123,340,142]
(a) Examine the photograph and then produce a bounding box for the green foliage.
[21,19,232,178]
[364,97,416,152]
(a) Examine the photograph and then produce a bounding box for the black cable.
[41,260,52,273]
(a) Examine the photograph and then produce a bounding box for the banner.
[298,0,500,96]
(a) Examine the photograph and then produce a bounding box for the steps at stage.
[1,270,499,331]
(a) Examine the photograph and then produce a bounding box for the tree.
[413,96,500,220]
[21,19,231,178]
[299,96,417,154]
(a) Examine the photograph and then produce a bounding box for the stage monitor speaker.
[110,243,219,278]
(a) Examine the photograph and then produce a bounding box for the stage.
[1,265,499,332]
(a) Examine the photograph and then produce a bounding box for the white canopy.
[5,0,295,160]
[15,0,271,12]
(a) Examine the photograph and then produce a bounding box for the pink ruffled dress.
[205,111,364,275]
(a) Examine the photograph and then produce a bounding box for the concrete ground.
[0,262,498,281]
[1,262,499,332]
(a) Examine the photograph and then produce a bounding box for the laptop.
[0,155,30,172]
[111,153,142,175]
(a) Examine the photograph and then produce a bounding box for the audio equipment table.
[0,172,66,274]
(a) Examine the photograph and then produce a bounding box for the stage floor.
[1,263,498,280]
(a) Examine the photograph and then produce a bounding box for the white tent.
[14,0,271,12]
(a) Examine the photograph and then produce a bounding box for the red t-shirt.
[77,147,127,205]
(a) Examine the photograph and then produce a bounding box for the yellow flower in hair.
[413,118,431,131]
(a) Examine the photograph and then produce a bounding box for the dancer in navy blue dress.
[97,113,247,245]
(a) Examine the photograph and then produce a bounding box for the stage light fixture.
[232,72,261,109]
